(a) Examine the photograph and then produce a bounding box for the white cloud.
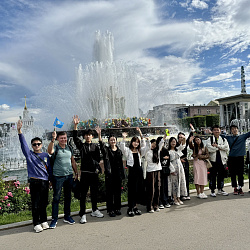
[191,0,208,10]
[0,104,10,110]
[200,72,234,84]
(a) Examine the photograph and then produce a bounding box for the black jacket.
[73,130,100,173]
[99,141,125,180]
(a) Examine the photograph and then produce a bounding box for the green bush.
[193,116,206,128]
[206,114,220,127]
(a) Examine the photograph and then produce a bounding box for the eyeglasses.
[32,143,42,147]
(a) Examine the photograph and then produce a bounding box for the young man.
[47,131,78,229]
[223,119,250,195]
[73,115,104,224]
[17,120,51,233]
[207,125,229,197]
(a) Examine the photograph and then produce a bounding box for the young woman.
[145,136,165,213]
[168,137,187,205]
[189,135,209,199]
[120,127,147,217]
[159,140,171,208]
[95,127,125,217]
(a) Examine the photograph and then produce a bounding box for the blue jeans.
[52,174,73,220]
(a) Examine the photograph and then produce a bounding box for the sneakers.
[186,196,191,200]
[233,187,238,195]
[115,210,121,215]
[34,224,43,233]
[49,219,57,229]
[179,200,184,205]
[127,209,135,217]
[165,203,171,208]
[80,214,87,224]
[133,207,142,215]
[41,222,49,230]
[154,207,160,212]
[64,216,75,225]
[148,209,154,213]
[238,188,244,196]
[210,192,216,197]
[91,210,104,218]
[108,211,116,217]
[199,193,208,199]
[159,204,165,209]
[217,189,229,196]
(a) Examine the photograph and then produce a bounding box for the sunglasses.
[32,143,42,147]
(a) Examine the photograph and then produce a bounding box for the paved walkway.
[1,183,250,250]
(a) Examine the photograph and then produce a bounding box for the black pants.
[146,171,161,211]
[29,178,49,226]
[160,171,169,206]
[79,172,99,216]
[182,160,190,196]
[228,156,244,187]
[209,161,225,191]
[105,174,122,212]
[127,166,144,210]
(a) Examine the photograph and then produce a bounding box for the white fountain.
[76,30,139,120]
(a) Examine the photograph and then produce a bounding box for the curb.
[0,180,249,231]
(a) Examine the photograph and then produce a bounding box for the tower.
[241,66,246,94]
[21,96,34,129]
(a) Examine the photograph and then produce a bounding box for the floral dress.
[168,145,187,197]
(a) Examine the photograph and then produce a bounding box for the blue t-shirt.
[53,145,73,176]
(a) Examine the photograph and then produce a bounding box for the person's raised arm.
[95,126,102,142]
[47,130,56,155]
[72,115,83,149]
[136,127,143,139]
[17,120,30,158]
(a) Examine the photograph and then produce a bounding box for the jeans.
[52,174,73,220]
[29,178,49,226]
[160,171,169,206]
[79,172,99,216]
[209,161,225,191]
[228,156,244,187]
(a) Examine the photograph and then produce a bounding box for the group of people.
[17,117,250,233]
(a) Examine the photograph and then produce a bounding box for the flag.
[53,117,64,128]
[165,129,170,136]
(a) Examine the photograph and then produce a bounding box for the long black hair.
[168,137,178,151]
[193,136,204,155]
[150,139,159,164]
[129,136,141,151]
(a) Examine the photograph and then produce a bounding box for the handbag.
[204,159,212,169]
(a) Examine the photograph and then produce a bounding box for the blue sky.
[0,0,250,127]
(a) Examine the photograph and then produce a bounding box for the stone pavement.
[1,182,250,250]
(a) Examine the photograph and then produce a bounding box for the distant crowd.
[17,117,250,233]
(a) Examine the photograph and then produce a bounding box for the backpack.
[210,136,225,145]
[49,145,74,168]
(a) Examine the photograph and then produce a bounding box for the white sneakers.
[34,222,49,233]
[80,210,104,224]
[41,222,49,230]
[210,192,216,197]
[80,214,87,224]
[91,210,104,218]
[198,193,208,199]
[217,189,229,196]
[34,224,43,233]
